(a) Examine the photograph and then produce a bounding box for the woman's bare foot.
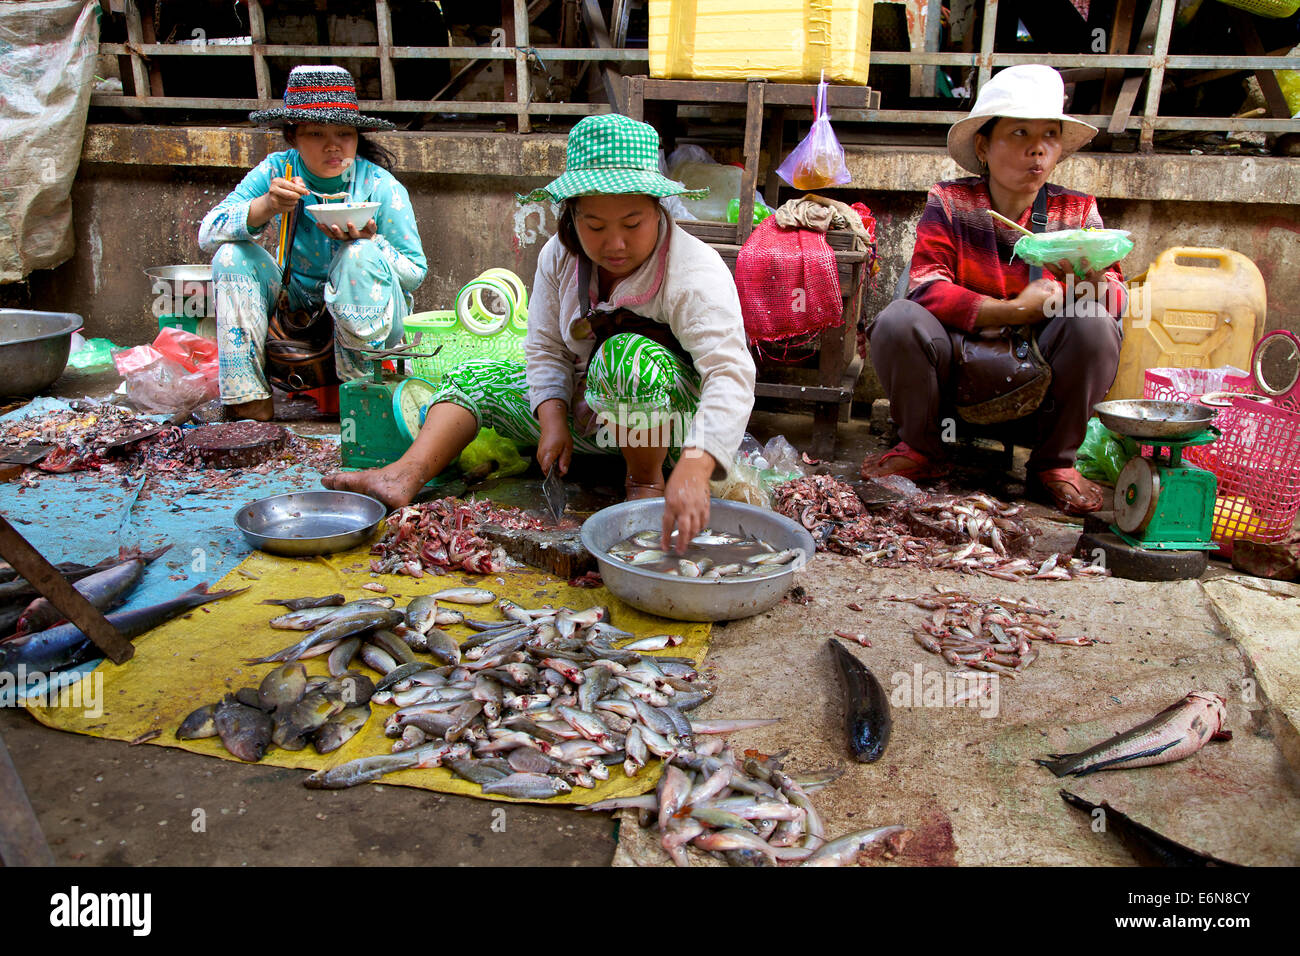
[323,461,427,511]
[224,398,274,422]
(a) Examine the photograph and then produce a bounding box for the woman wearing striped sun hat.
[326,112,757,551]
[199,65,427,421]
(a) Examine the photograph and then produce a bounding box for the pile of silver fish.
[370,498,546,577]
[302,589,728,794]
[606,529,804,578]
[772,475,1106,582]
[579,750,913,867]
[885,588,1101,678]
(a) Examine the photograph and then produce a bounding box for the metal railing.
[93,0,1300,145]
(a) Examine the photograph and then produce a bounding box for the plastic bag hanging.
[776,73,851,191]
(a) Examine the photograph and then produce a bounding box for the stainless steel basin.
[0,309,84,397]
[235,491,387,557]
[580,498,816,622]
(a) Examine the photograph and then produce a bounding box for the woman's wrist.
[246,195,273,231]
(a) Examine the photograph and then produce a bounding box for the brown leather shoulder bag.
[947,186,1052,425]
[265,203,339,393]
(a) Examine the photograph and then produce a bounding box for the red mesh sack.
[735,217,843,349]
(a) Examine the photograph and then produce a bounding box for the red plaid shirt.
[908,177,1126,332]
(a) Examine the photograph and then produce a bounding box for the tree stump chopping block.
[478,524,596,580]
[183,422,289,469]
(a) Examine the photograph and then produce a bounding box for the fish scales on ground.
[771,476,1106,581]
[1037,691,1232,777]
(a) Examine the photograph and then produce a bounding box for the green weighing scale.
[1094,400,1221,550]
[1080,400,1221,582]
[339,335,442,470]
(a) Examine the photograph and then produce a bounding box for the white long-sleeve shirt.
[525,212,756,478]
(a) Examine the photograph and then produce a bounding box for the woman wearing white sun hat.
[862,64,1127,516]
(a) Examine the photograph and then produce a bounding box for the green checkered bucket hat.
[517,114,708,204]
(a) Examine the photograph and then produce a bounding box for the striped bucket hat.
[518,113,707,204]
[250,65,395,131]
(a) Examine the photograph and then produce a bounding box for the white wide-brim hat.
[947,65,1098,175]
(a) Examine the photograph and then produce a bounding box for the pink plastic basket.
[1143,354,1300,543]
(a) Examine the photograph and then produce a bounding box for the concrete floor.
[4,376,1297,866]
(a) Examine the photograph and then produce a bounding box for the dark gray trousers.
[867,298,1122,471]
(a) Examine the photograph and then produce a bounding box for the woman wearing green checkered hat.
[326,113,756,550]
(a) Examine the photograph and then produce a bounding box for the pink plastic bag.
[776,74,851,191]
[113,327,219,413]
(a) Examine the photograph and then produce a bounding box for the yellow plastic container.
[647,0,874,84]
[1104,247,1265,402]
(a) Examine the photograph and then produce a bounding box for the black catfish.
[828,638,892,763]
[0,582,247,675]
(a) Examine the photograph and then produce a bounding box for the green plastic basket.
[1214,0,1300,16]
[404,309,527,383]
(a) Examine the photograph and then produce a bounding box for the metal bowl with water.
[235,491,387,557]
[580,498,816,622]
[0,309,83,397]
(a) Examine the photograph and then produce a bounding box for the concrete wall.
[19,126,1300,405]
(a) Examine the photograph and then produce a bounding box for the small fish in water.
[1037,691,1231,777]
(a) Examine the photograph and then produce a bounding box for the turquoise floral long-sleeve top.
[198,149,427,294]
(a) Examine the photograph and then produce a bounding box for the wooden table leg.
[0,730,54,867]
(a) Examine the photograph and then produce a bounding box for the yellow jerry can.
[1106,247,1265,402]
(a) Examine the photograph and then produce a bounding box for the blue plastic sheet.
[0,399,339,696]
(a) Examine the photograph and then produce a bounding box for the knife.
[542,463,566,523]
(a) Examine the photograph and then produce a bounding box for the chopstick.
[277,161,293,268]
[988,208,1035,237]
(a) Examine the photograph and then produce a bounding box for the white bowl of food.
[305,201,381,232]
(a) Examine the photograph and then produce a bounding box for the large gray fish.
[267,598,395,630]
[1037,691,1232,777]
[14,548,169,635]
[246,609,405,665]
[0,583,246,676]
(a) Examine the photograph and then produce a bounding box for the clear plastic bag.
[113,327,219,414]
[1013,228,1134,278]
[776,74,851,191]
[714,433,807,506]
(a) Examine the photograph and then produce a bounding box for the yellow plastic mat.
[25,547,711,804]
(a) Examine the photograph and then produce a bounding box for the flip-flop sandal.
[1028,467,1105,516]
[860,442,940,482]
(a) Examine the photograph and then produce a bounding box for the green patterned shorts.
[424,332,702,456]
